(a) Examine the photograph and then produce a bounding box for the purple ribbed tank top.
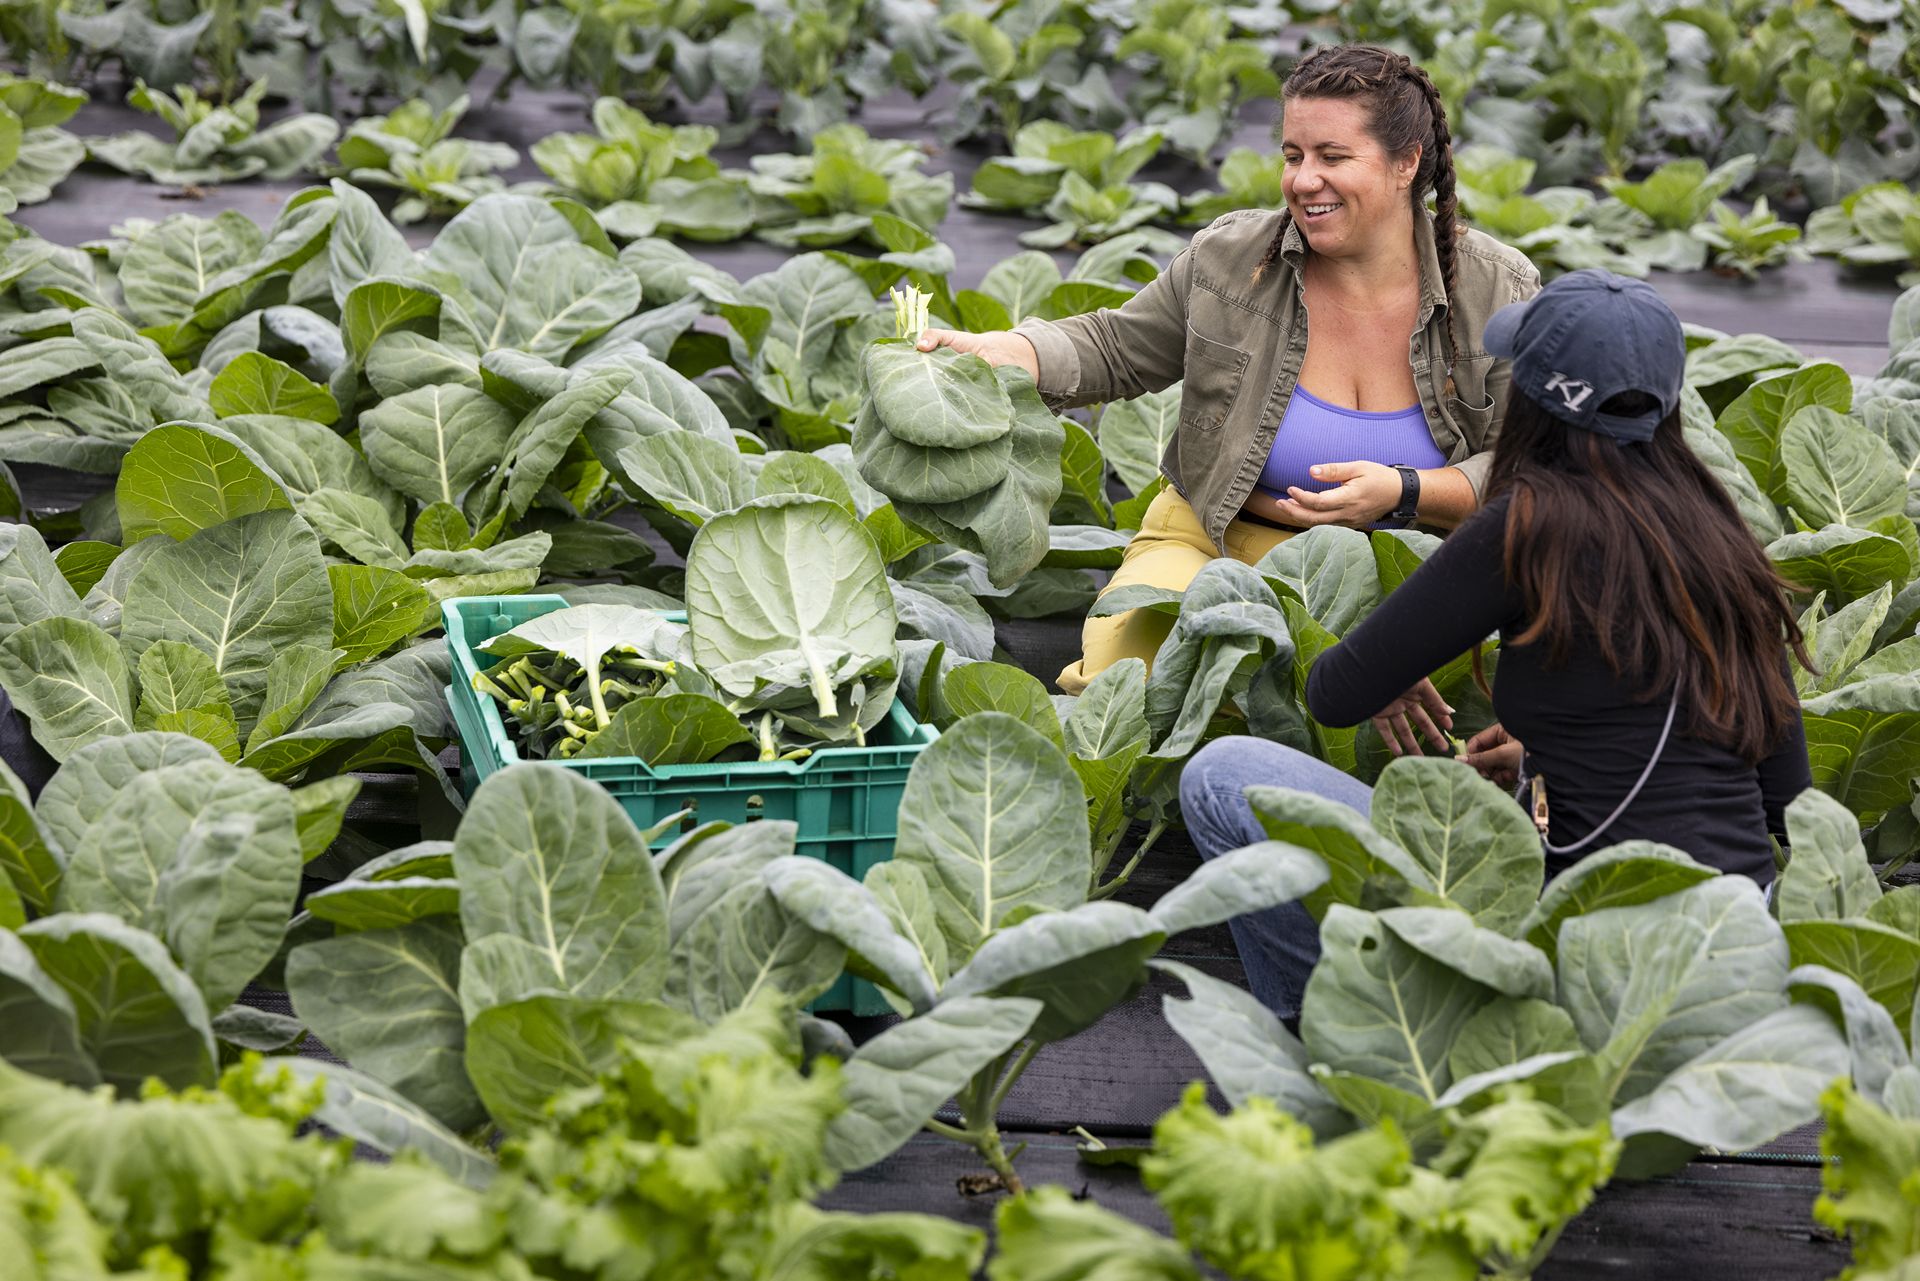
[1255,385,1445,501]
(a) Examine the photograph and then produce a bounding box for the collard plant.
[963,121,1184,250]
[325,94,516,224]
[532,97,758,244]
[1162,755,1852,1178]
[0,73,86,208]
[0,729,362,1095]
[1089,524,1495,781]
[88,79,338,186]
[763,710,1330,1191]
[278,763,880,1142]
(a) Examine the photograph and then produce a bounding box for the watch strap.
[1389,464,1421,526]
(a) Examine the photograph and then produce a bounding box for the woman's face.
[1278,96,1419,258]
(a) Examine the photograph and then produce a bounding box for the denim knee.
[1180,737,1268,858]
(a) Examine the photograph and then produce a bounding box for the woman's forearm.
[1414,465,1477,529]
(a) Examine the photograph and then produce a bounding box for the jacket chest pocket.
[1442,352,1499,452]
[1178,330,1252,434]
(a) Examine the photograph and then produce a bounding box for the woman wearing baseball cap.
[1179,268,1813,1023]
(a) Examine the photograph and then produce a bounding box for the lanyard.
[1516,688,1680,857]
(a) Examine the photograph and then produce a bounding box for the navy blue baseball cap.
[1481,269,1685,444]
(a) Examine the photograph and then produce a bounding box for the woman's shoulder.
[1185,208,1290,271]
[1449,224,1542,301]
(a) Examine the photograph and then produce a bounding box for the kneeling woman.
[915,43,1539,693]
[1180,270,1814,1021]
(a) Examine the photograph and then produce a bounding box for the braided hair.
[1254,44,1463,391]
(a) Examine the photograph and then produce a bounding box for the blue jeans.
[1178,737,1374,1021]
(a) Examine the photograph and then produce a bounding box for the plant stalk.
[1091,818,1170,899]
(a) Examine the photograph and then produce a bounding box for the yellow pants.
[1058,489,1295,695]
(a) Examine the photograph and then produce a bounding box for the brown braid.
[1257,45,1465,391]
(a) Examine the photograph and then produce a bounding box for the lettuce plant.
[0,1015,985,1279]
[0,74,86,207]
[992,1085,1619,1281]
[765,710,1328,1191]
[1816,1079,1920,1279]
[88,78,338,186]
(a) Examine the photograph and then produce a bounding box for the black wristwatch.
[1388,464,1421,527]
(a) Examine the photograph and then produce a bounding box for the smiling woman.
[913,45,1541,694]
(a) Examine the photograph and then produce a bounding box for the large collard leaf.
[360,384,518,507]
[574,340,734,451]
[0,760,61,916]
[0,928,95,1085]
[18,913,217,1091]
[1147,840,1331,939]
[861,340,1014,449]
[1715,361,1852,499]
[1608,1005,1848,1151]
[894,367,1065,590]
[942,662,1062,744]
[1368,757,1544,936]
[216,414,402,529]
[1098,383,1181,495]
[453,763,669,1010]
[0,524,84,644]
[1783,919,1920,1045]
[1780,407,1907,529]
[1300,905,1499,1105]
[1376,908,1555,1001]
[1144,559,1292,759]
[701,251,875,368]
[329,565,431,666]
[118,509,332,736]
[274,1057,494,1189]
[1062,656,1150,760]
[1776,788,1883,922]
[611,431,751,525]
[762,857,940,1014]
[471,369,633,528]
[118,213,266,328]
[894,713,1091,964]
[1152,959,1343,1133]
[286,917,484,1130]
[69,308,210,427]
[853,399,1016,504]
[1788,965,1911,1103]
[663,870,846,1022]
[823,995,1043,1172]
[420,194,641,358]
[208,352,339,424]
[1801,675,1920,823]
[327,179,415,307]
[1518,840,1716,960]
[60,759,301,1010]
[1245,785,1436,921]
[1683,391,1784,542]
[1557,876,1789,1106]
[304,875,459,932]
[33,733,224,859]
[1767,524,1911,603]
[942,901,1165,1043]
[1255,527,1381,636]
[0,615,134,762]
[465,995,698,1133]
[577,694,755,764]
[686,497,896,718]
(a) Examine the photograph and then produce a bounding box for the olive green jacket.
[1014,209,1542,551]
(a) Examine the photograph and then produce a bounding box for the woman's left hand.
[1372,677,1454,757]
[1267,460,1401,528]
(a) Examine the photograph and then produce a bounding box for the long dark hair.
[1482,392,1809,763]
[1255,44,1462,384]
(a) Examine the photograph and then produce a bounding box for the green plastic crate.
[443,594,935,1016]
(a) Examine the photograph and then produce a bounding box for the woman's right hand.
[914,328,1040,379]
[1462,723,1524,787]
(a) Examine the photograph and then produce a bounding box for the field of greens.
[2,0,1920,1277]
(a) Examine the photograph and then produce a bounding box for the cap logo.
[1543,371,1594,412]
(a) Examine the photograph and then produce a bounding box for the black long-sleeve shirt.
[1305,495,1811,883]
